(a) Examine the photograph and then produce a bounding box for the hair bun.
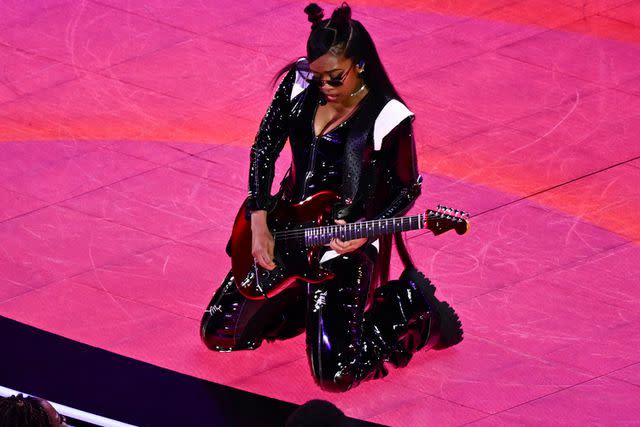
[330,2,352,26]
[304,3,324,29]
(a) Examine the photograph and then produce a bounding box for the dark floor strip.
[0,316,384,427]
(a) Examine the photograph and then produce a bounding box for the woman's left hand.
[329,219,368,254]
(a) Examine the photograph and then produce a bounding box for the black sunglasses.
[297,63,354,87]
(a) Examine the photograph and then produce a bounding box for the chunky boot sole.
[433,301,464,349]
[400,268,464,350]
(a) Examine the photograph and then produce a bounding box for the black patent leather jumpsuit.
[201,67,437,392]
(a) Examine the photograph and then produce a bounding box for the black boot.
[200,271,263,351]
[200,271,307,352]
[365,269,463,368]
[399,267,464,350]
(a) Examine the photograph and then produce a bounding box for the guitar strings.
[271,210,467,242]
[272,214,423,238]
[271,214,426,241]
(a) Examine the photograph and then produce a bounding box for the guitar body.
[230,191,470,300]
[231,191,340,300]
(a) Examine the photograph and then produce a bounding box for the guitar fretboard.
[273,214,425,247]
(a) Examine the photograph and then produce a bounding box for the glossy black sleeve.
[373,118,422,220]
[246,68,296,212]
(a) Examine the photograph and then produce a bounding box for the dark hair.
[0,395,52,427]
[285,399,347,427]
[275,2,404,102]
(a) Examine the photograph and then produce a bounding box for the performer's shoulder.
[373,98,414,150]
[290,57,311,101]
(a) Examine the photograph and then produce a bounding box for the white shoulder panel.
[373,99,414,151]
[291,58,310,101]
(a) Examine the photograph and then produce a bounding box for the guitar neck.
[305,214,425,247]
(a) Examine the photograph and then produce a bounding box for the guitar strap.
[394,231,415,270]
[374,232,415,290]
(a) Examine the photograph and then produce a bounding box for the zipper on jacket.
[302,135,320,198]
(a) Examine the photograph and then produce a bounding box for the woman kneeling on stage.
[200,2,463,393]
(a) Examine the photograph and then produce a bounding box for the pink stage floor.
[1,0,639,425]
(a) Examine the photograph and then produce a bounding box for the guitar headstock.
[425,205,470,236]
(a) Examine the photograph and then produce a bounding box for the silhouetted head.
[0,394,67,427]
[285,399,348,427]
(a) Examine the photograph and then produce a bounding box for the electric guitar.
[230,191,469,300]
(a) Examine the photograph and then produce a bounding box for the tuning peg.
[434,205,470,219]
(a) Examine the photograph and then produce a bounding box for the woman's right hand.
[250,210,276,271]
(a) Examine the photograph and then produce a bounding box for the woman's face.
[308,53,362,104]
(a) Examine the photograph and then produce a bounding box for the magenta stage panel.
[1,1,639,425]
